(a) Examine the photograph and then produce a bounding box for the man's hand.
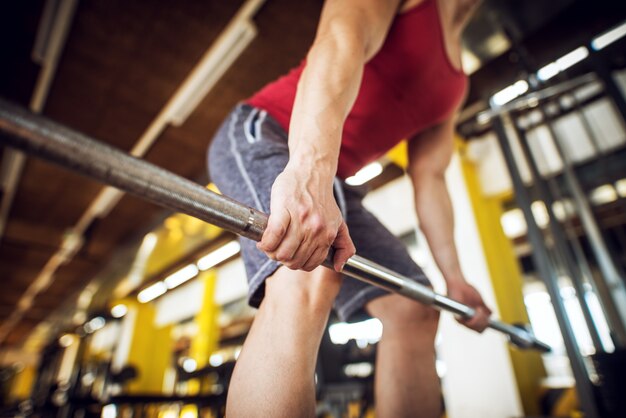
[257,164,355,272]
[446,279,492,332]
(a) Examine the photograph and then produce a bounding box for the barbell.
[0,99,550,352]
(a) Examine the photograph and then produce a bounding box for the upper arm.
[407,117,456,179]
[315,0,404,60]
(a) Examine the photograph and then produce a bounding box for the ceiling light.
[491,80,529,106]
[58,334,74,348]
[589,184,617,205]
[345,162,384,186]
[182,358,197,372]
[101,404,117,418]
[537,62,560,82]
[536,46,589,82]
[552,199,575,221]
[500,208,527,238]
[555,46,589,71]
[84,316,106,333]
[137,282,167,303]
[476,111,491,125]
[110,304,128,319]
[461,48,480,75]
[164,264,199,289]
[531,201,549,228]
[197,241,241,271]
[591,21,626,51]
[209,353,224,367]
[615,178,626,198]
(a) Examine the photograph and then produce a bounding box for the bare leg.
[367,294,441,418]
[226,266,342,418]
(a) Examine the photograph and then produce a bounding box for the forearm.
[413,172,492,330]
[413,174,466,284]
[259,21,367,271]
[259,0,399,271]
[287,0,400,175]
[287,29,366,175]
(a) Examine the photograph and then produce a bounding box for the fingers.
[282,225,324,270]
[301,244,332,272]
[448,282,492,333]
[260,210,338,270]
[258,207,290,253]
[332,222,356,271]
[458,297,492,333]
[459,307,490,333]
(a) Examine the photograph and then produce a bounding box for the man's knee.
[366,294,440,335]
[264,265,342,314]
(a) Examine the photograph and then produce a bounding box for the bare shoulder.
[399,0,426,13]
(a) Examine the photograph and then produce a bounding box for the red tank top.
[247,0,467,179]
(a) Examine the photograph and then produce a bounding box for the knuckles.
[285,259,306,270]
[260,203,345,271]
[275,249,294,262]
[272,224,287,238]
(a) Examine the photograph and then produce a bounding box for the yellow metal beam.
[185,270,220,396]
[126,301,173,393]
[191,270,220,368]
[457,139,546,415]
[8,364,36,400]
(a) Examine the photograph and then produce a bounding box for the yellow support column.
[191,270,220,369]
[9,364,36,400]
[180,271,220,417]
[457,139,546,415]
[126,300,173,394]
[186,271,220,395]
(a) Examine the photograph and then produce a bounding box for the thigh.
[208,104,289,308]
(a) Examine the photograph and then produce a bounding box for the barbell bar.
[0,99,550,352]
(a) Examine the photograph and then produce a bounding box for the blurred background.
[0,0,625,417]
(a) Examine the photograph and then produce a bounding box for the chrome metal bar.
[510,114,606,351]
[473,73,598,122]
[0,99,268,242]
[0,99,550,352]
[536,103,626,347]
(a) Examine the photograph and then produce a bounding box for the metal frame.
[531,100,626,346]
[491,112,601,418]
[510,112,606,351]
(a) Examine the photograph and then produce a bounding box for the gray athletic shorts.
[207,103,430,321]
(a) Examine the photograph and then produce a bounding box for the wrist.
[444,272,467,285]
[287,153,338,180]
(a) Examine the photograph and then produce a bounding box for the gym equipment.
[0,99,550,352]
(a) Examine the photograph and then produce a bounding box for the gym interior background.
[0,0,625,417]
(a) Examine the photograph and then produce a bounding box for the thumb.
[332,221,356,272]
[259,207,290,252]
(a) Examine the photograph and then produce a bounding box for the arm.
[408,118,492,331]
[258,0,403,272]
